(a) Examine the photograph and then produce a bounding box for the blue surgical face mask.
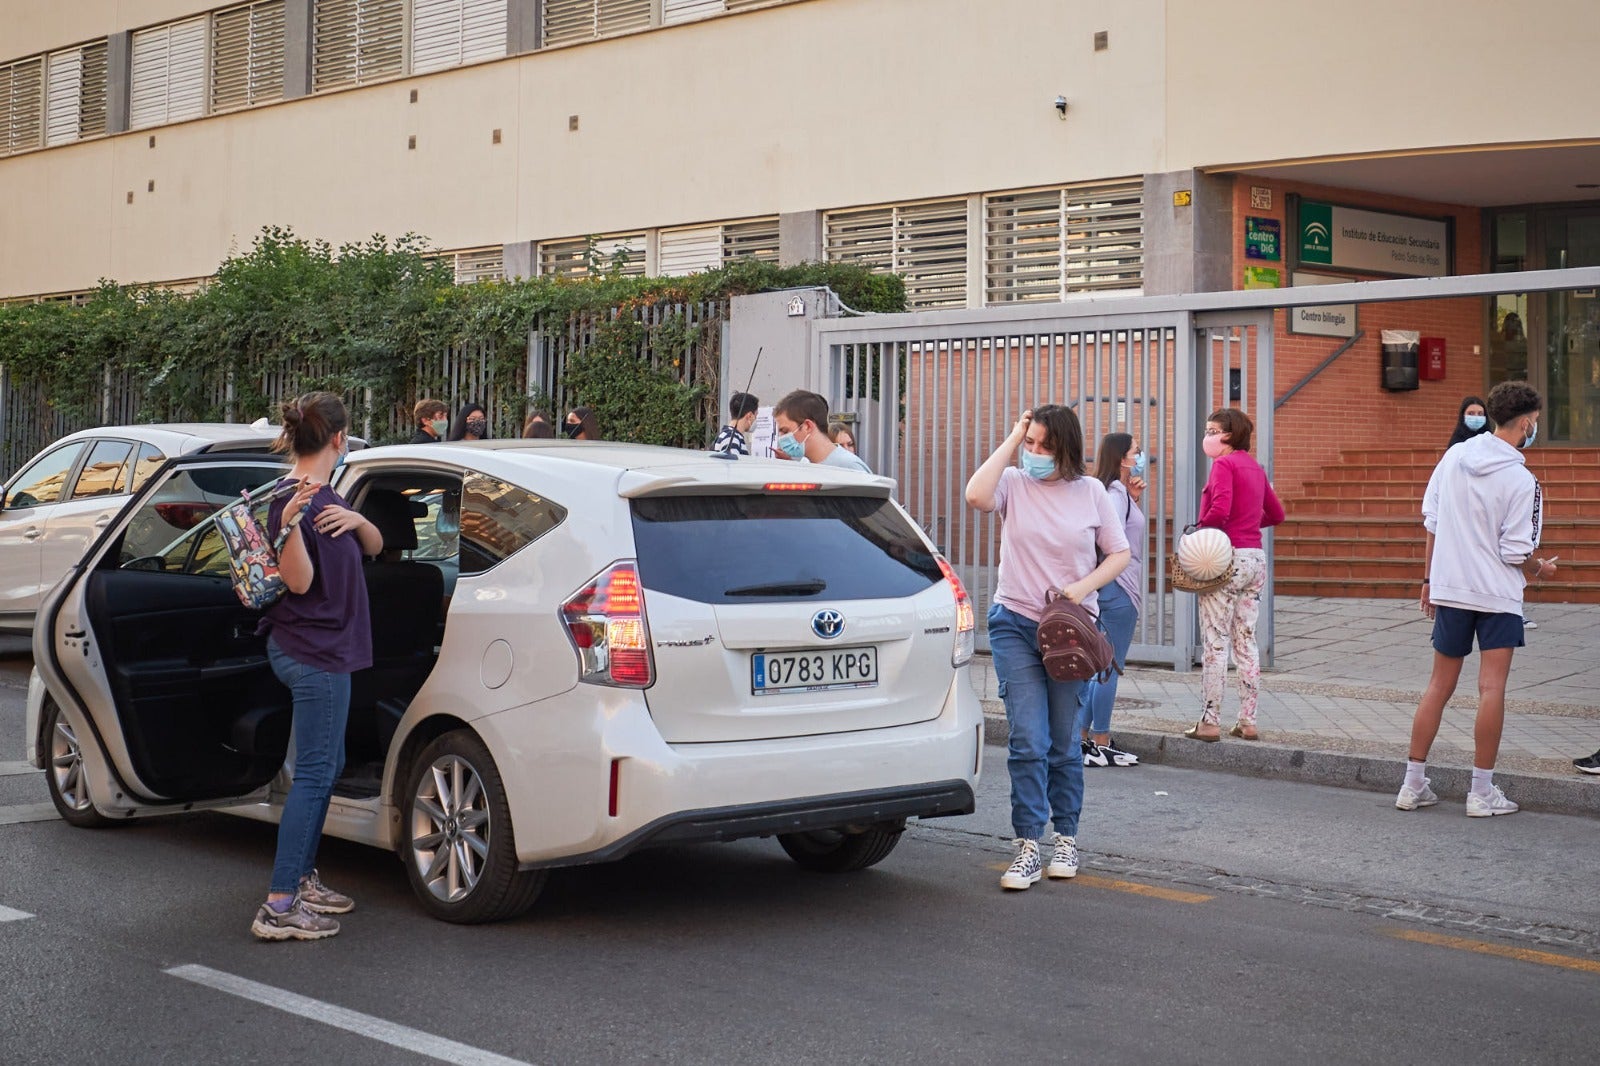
[1522,419,1538,449]
[776,432,806,459]
[1464,414,1486,431]
[1020,450,1056,480]
[333,434,349,471]
[1129,451,1148,478]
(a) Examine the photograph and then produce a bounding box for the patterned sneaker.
[1000,839,1042,890]
[1574,750,1600,776]
[1394,778,1439,811]
[251,898,340,941]
[297,870,354,915]
[1466,785,1519,817]
[1046,833,1080,879]
[1082,742,1110,768]
[1099,741,1139,767]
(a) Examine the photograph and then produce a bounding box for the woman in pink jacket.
[1186,408,1284,742]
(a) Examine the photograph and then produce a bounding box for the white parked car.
[0,423,287,633]
[26,440,982,922]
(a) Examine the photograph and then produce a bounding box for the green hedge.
[0,227,905,448]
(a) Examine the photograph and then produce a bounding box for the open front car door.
[32,455,295,822]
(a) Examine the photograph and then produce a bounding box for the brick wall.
[1233,177,1485,499]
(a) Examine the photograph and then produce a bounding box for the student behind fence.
[772,390,872,474]
[828,421,857,454]
[1186,408,1284,743]
[1398,380,1555,818]
[564,406,600,441]
[713,392,760,455]
[1077,431,1148,768]
[522,410,555,439]
[410,399,449,444]
[447,402,489,442]
[252,392,382,941]
[967,406,1129,891]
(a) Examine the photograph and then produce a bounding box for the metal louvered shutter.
[985,189,1064,304]
[1,57,44,154]
[663,0,725,25]
[413,0,508,75]
[825,207,894,274]
[541,1,595,47]
[659,226,723,276]
[130,18,208,129]
[212,2,286,113]
[722,217,780,263]
[539,234,645,278]
[896,199,967,309]
[45,50,82,146]
[596,0,652,36]
[1064,180,1143,293]
[78,42,107,138]
[313,0,403,92]
[455,246,505,282]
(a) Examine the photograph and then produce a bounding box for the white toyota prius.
[25,440,982,922]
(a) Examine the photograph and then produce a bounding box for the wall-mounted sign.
[1250,186,1273,211]
[1288,271,1358,338]
[1298,200,1450,278]
[1242,266,1281,289]
[1245,217,1281,261]
[1173,189,1193,207]
[786,295,806,317]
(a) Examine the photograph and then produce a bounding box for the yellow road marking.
[986,863,1213,903]
[1387,928,1600,975]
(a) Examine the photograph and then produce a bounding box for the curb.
[979,708,1600,821]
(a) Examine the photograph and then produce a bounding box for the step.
[1334,446,1600,464]
[1277,524,1600,552]
[1276,555,1600,583]
[1273,578,1600,605]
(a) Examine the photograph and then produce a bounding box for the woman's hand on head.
[1008,411,1033,443]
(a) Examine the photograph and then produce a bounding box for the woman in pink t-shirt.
[1187,408,1284,742]
[966,405,1130,892]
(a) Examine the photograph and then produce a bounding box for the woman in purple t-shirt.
[966,406,1130,893]
[249,392,382,942]
[1188,408,1284,743]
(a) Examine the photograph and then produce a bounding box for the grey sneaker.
[1395,778,1439,811]
[297,869,354,915]
[1000,839,1042,890]
[1047,833,1080,879]
[251,898,340,941]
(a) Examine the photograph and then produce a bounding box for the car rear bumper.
[518,779,974,870]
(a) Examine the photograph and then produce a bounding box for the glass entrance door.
[1543,212,1600,443]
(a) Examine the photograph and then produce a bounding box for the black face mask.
[465,419,487,435]
[563,422,583,439]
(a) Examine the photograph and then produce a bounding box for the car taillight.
[763,482,821,492]
[936,555,975,667]
[153,502,220,530]
[561,562,654,688]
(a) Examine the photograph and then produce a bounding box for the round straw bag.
[1169,525,1235,595]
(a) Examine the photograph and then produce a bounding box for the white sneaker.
[1046,833,1080,879]
[1395,778,1439,811]
[1001,839,1042,890]
[1523,617,1537,631]
[1466,785,1519,817]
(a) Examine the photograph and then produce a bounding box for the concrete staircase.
[1276,446,1600,603]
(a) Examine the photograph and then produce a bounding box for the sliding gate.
[814,306,1275,669]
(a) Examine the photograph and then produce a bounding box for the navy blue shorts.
[1431,604,1525,658]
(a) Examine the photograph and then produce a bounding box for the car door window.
[118,465,283,568]
[4,443,85,510]
[126,443,167,493]
[458,473,567,576]
[69,440,134,500]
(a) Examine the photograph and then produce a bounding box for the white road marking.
[164,965,535,1066]
[0,904,35,922]
[0,761,43,777]
[0,803,57,826]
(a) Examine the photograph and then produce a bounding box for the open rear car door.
[33,454,295,819]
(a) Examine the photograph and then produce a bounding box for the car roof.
[56,422,280,451]
[354,439,894,494]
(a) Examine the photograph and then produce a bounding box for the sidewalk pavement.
[970,595,1600,818]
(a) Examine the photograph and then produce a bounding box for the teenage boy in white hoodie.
[1397,381,1556,817]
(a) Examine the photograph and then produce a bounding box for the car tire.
[777,825,903,873]
[43,702,116,829]
[401,730,546,924]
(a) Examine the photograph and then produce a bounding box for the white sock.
[1471,766,1495,797]
[1404,759,1427,791]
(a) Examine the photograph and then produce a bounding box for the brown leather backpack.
[1036,590,1120,683]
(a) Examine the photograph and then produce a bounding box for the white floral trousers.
[1199,548,1268,726]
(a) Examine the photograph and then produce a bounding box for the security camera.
[1054,95,1068,117]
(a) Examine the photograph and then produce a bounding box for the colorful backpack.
[213,479,309,610]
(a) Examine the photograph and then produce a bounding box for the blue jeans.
[1077,581,1138,736]
[266,637,349,895]
[987,603,1085,840]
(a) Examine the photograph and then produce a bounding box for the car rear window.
[630,494,942,604]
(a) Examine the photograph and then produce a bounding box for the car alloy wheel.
[43,702,114,828]
[402,730,545,923]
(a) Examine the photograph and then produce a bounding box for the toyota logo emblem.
[811,609,845,639]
